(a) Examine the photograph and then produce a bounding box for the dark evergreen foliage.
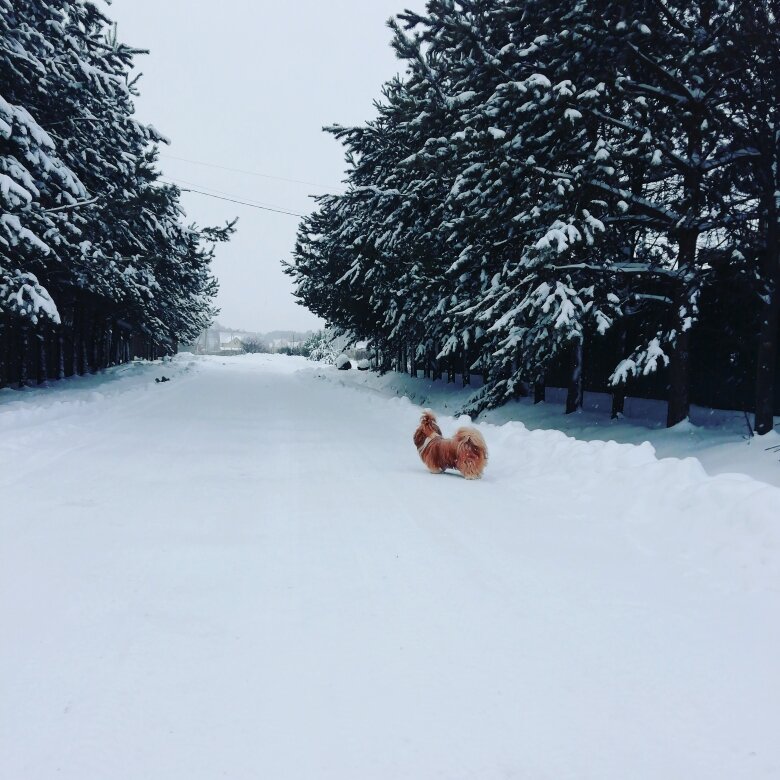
[1,0,232,386]
[287,0,780,431]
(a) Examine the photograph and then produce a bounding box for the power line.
[166,182,306,218]
[161,175,306,216]
[160,152,342,192]
[186,190,304,218]
[164,176,305,213]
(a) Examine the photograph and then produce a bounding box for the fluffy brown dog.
[413,409,488,479]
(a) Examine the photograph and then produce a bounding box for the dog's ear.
[420,410,441,434]
[425,418,442,436]
[413,428,426,448]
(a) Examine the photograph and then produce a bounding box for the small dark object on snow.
[155,376,170,383]
[336,354,352,370]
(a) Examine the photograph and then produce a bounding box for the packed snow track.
[1,354,778,780]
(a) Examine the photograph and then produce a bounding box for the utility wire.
[161,176,306,216]
[181,188,305,218]
[163,179,305,218]
[163,176,304,211]
[160,152,342,192]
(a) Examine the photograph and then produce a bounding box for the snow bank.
[313,362,780,488]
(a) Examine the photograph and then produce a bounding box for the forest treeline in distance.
[1,1,232,387]
[286,0,780,434]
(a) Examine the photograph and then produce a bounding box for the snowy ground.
[2,353,779,780]
[329,366,780,488]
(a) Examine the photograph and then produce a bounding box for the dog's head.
[413,409,442,447]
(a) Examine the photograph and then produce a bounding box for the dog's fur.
[413,409,487,479]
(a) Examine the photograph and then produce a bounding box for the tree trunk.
[0,329,3,388]
[611,326,627,418]
[534,379,545,404]
[754,294,779,434]
[666,102,702,427]
[667,338,691,422]
[666,327,690,427]
[433,344,442,381]
[565,340,583,414]
[462,351,470,387]
[102,322,111,368]
[57,331,65,379]
[667,229,698,427]
[611,384,626,419]
[82,321,90,373]
[72,304,80,376]
[755,236,780,435]
[0,325,7,388]
[752,16,780,434]
[37,332,47,384]
[73,323,80,376]
[19,328,29,387]
[90,310,101,371]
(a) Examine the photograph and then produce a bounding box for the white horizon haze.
[109,0,425,333]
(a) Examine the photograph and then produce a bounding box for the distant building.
[182,327,222,354]
[181,326,251,355]
[180,325,315,355]
[220,337,244,353]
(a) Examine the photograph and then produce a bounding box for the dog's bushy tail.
[454,427,488,479]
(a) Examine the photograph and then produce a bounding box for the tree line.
[1,0,231,388]
[286,0,780,434]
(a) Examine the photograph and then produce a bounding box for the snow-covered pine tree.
[289,0,627,409]
[725,1,780,435]
[0,0,87,330]
[288,49,457,376]
[593,0,745,426]
[398,0,625,413]
[1,0,231,385]
[288,0,775,425]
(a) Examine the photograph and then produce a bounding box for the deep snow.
[1,353,779,780]
[326,366,780,488]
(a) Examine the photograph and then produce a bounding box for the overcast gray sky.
[110,0,424,333]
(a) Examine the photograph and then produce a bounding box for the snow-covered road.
[2,354,779,779]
